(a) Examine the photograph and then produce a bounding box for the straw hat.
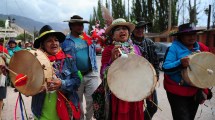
[105,18,135,35]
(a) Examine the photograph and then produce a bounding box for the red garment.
[164,42,210,96]
[57,92,81,120]
[101,45,144,120]
[198,42,210,51]
[0,45,8,54]
[164,74,198,96]
[46,49,81,119]
[46,49,71,62]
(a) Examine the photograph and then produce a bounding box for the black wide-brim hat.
[8,38,17,45]
[171,23,204,36]
[132,17,152,28]
[63,15,89,23]
[34,25,66,48]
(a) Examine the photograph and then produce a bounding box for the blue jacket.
[163,40,200,84]
[31,57,81,118]
[61,33,98,72]
[8,46,22,56]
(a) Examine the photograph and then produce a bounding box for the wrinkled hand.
[181,57,190,68]
[47,79,62,91]
[111,46,121,61]
[0,65,8,75]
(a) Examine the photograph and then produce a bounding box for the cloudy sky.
[0,0,214,26]
[0,0,98,23]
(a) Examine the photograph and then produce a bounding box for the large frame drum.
[182,52,215,88]
[107,54,157,102]
[9,49,53,96]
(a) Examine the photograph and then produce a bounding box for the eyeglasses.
[114,27,128,32]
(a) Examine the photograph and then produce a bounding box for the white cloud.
[0,0,98,23]
[0,0,212,27]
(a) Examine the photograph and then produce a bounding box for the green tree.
[130,0,142,21]
[188,0,198,25]
[88,7,97,35]
[111,0,126,19]
[97,0,105,28]
[106,0,109,9]
[0,20,5,27]
[16,33,33,42]
[171,0,179,27]
[154,0,169,32]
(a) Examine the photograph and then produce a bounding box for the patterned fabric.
[92,69,110,120]
[132,38,160,78]
[31,50,80,119]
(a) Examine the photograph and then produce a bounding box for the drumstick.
[4,66,18,75]
[149,100,163,111]
[118,48,128,58]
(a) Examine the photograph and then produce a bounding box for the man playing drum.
[131,17,159,120]
[32,25,81,120]
[163,23,212,120]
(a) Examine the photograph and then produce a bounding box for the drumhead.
[9,49,53,96]
[182,52,215,88]
[107,54,157,102]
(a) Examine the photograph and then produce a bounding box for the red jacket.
[0,45,8,54]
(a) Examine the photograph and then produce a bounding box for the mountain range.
[0,14,68,33]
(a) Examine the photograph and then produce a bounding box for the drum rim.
[107,54,157,102]
[9,49,53,96]
[182,52,215,88]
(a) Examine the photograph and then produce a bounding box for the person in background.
[25,42,32,50]
[0,45,10,120]
[131,17,159,120]
[61,15,99,120]
[7,38,22,57]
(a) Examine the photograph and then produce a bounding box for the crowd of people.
[0,14,213,120]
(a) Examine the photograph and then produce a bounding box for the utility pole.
[33,26,36,42]
[24,30,26,43]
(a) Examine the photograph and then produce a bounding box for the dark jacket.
[132,37,160,79]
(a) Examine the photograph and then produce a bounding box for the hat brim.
[63,20,89,23]
[170,29,204,36]
[136,22,151,28]
[8,41,17,44]
[105,22,135,35]
[34,32,65,48]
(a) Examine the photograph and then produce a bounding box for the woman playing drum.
[163,23,212,120]
[96,18,145,120]
[32,25,81,120]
